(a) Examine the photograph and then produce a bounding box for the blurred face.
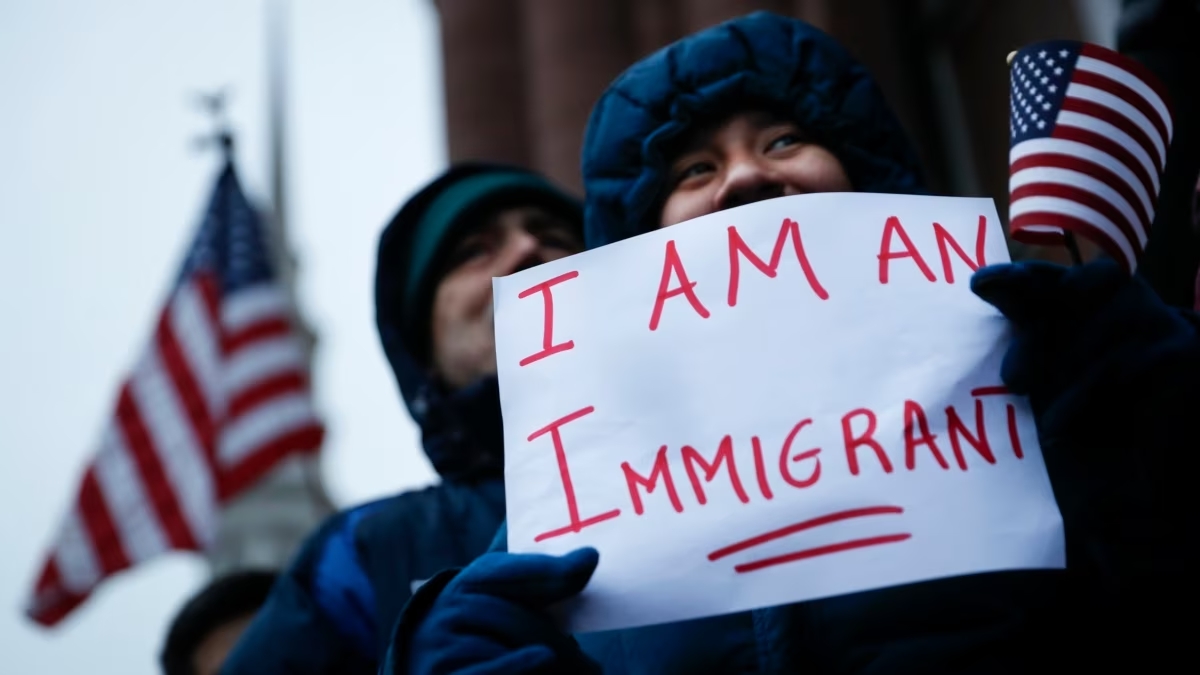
[659,110,852,228]
[191,614,254,675]
[431,205,582,389]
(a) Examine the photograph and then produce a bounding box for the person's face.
[430,205,581,389]
[191,613,255,675]
[659,110,853,228]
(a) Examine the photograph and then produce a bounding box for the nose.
[494,227,546,276]
[712,155,785,212]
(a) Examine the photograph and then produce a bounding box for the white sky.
[0,1,444,672]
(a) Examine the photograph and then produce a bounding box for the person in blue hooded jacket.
[389,12,1197,674]
[218,163,584,674]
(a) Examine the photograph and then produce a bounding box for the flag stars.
[1010,45,1080,142]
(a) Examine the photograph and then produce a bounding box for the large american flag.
[1008,40,1174,272]
[25,161,324,626]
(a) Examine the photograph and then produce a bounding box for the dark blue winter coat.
[219,169,518,674]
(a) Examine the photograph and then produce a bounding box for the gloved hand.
[971,258,1196,412]
[971,255,1193,499]
[971,258,1197,657]
[400,548,600,675]
[970,258,1200,488]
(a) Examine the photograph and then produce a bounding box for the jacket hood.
[581,11,927,247]
[375,163,582,481]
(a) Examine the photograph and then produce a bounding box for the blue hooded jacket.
[220,164,582,674]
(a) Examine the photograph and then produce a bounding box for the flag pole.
[263,0,335,518]
[1007,50,1082,266]
[267,0,293,290]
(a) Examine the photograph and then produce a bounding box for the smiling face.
[429,205,582,390]
[658,110,853,228]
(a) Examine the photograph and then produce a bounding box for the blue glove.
[398,548,600,675]
[970,258,1198,487]
[971,258,1197,655]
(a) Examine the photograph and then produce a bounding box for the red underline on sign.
[707,506,905,561]
[970,385,1011,397]
[733,533,913,573]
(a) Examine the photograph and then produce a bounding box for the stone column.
[631,0,685,58]
[435,0,530,166]
[520,0,634,193]
[792,0,830,31]
[680,0,790,33]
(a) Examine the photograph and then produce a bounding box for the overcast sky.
[0,1,444,672]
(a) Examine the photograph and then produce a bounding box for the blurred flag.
[25,160,324,626]
[1008,40,1174,272]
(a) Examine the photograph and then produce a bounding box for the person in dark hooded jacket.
[218,163,584,674]
[389,12,1198,675]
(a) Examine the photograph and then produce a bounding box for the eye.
[534,228,580,253]
[540,231,578,250]
[765,132,804,153]
[524,215,582,253]
[443,238,491,268]
[673,160,714,184]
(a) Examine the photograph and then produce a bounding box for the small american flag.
[25,161,324,626]
[1008,40,1174,272]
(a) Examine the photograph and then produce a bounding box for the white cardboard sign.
[493,193,1065,634]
